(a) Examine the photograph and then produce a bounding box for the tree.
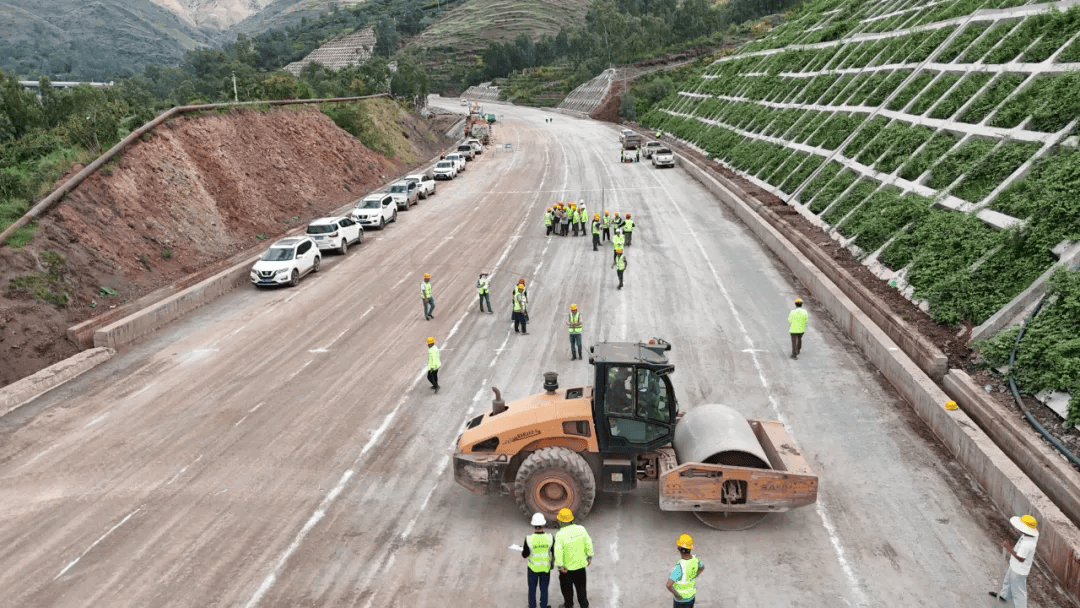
[374,17,398,57]
[390,54,429,103]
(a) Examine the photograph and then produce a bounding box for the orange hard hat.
[625,212,631,218]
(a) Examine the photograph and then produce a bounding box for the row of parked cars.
[619,129,675,168]
[249,167,446,287]
[434,138,483,180]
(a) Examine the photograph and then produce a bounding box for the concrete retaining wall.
[93,258,256,349]
[0,347,115,417]
[676,152,1080,600]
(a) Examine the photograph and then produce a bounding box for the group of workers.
[521,508,704,608]
[543,203,635,290]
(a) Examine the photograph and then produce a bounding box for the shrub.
[794,111,830,143]
[959,20,1020,63]
[823,177,879,224]
[808,167,857,213]
[957,73,1026,123]
[909,73,962,115]
[874,122,935,174]
[938,23,991,63]
[926,137,997,191]
[845,191,933,254]
[952,141,1041,203]
[990,75,1050,128]
[846,73,887,106]
[819,74,857,105]
[900,131,960,181]
[809,112,865,150]
[928,73,994,120]
[865,69,912,107]
[797,74,840,104]
[767,151,808,185]
[886,71,935,111]
[908,25,958,62]
[843,116,889,157]
[780,154,824,193]
[986,12,1052,63]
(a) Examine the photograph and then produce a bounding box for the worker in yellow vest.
[577,202,587,236]
[601,211,612,242]
[623,212,634,246]
[570,203,580,237]
[591,214,601,251]
[612,230,625,263]
[554,508,593,608]
[421,273,435,320]
[612,248,627,290]
[513,283,529,335]
[567,303,583,360]
[789,298,808,359]
[521,512,554,608]
[426,336,440,392]
[477,273,491,313]
[666,534,705,608]
[545,207,553,236]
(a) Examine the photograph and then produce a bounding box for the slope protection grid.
[644,0,1080,332]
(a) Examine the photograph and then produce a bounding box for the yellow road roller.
[452,339,818,529]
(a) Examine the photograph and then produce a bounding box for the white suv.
[466,138,483,154]
[445,153,466,173]
[405,173,436,199]
[251,237,321,287]
[350,193,397,229]
[387,180,419,210]
[306,216,364,255]
[652,147,675,168]
[433,160,458,180]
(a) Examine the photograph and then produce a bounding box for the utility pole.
[232,71,239,103]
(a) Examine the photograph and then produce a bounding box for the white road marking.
[55,509,140,580]
[213,488,228,496]
[400,455,450,539]
[85,413,108,428]
[166,454,203,485]
[654,169,869,606]
[15,443,60,472]
[308,327,350,353]
[609,493,623,606]
[285,360,313,382]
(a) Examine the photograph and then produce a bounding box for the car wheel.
[339,239,348,256]
[313,256,321,273]
[392,209,398,223]
[289,269,300,287]
[431,185,436,196]
[379,217,385,230]
[358,229,365,244]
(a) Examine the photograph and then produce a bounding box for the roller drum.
[673,403,770,469]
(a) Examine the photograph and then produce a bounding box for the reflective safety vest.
[602,216,611,228]
[571,210,580,223]
[554,524,593,571]
[623,219,634,233]
[544,212,552,226]
[612,234,625,250]
[421,282,432,299]
[513,291,527,312]
[428,345,441,370]
[615,254,626,271]
[673,557,700,600]
[578,206,587,219]
[477,279,489,295]
[789,308,808,333]
[526,532,554,573]
[568,311,582,333]
[591,220,600,235]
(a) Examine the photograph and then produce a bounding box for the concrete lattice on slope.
[284,28,376,76]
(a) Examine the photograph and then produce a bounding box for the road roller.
[452,339,818,529]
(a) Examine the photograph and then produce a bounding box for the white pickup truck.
[652,147,675,169]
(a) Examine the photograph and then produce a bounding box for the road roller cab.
[453,339,818,529]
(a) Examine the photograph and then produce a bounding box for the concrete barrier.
[675,152,1080,601]
[1,347,115,417]
[93,258,256,349]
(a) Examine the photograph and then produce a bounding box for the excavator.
[452,339,819,530]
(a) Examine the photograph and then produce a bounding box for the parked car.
[619,129,634,144]
[251,236,320,287]
[652,147,675,168]
[445,153,467,173]
[405,173,436,199]
[466,138,483,154]
[433,160,458,180]
[456,144,475,160]
[306,216,364,255]
[387,180,419,210]
[643,141,663,159]
[350,193,397,229]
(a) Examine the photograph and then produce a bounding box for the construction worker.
[522,513,554,608]
[545,207,554,236]
[623,212,634,247]
[591,214,601,251]
[477,273,491,313]
[656,129,663,139]
[426,336,440,392]
[511,278,528,320]
[635,146,640,163]
[612,212,624,232]
[667,534,704,608]
[789,298,808,359]
[567,303,583,360]
[554,508,593,608]
[421,273,435,320]
[577,202,587,236]
[570,203,580,237]
[990,514,1039,607]
[560,205,571,236]
[513,283,529,335]
[612,248,626,290]
[601,211,611,242]
[612,230,625,263]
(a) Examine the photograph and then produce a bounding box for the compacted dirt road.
[0,99,1070,607]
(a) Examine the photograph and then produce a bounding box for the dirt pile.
[0,103,451,387]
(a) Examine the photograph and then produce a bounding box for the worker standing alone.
[554,508,593,608]
[591,214,601,251]
[990,514,1039,607]
[513,283,529,335]
[666,534,704,608]
[421,273,435,320]
[545,207,553,236]
[477,273,491,313]
[623,213,634,247]
[612,248,627,290]
[567,304,583,360]
[426,337,440,392]
[788,298,808,359]
[522,513,554,608]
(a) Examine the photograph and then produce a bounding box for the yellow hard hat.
[795,298,803,304]
[547,207,551,211]
[615,248,623,253]
[517,284,524,290]
[426,337,435,345]
[570,303,577,310]
[677,534,693,550]
[570,203,576,208]
[557,508,574,523]
[604,211,610,215]
[424,273,431,279]
[594,213,600,219]
[614,212,621,216]
[945,400,958,410]
[1013,514,1038,535]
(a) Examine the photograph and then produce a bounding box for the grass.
[7,251,69,306]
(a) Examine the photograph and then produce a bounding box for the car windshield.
[306,224,336,234]
[261,247,295,261]
[437,162,453,168]
[389,185,406,193]
[657,148,672,154]
[360,198,382,209]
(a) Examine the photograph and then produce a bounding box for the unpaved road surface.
[0,99,1069,607]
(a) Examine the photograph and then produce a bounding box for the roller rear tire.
[514,447,596,522]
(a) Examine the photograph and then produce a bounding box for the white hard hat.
[531,513,546,527]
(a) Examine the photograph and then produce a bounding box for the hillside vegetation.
[640,0,1080,415]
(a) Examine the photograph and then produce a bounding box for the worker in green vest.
[477,272,491,313]
[591,214,601,251]
[426,336,440,392]
[612,248,627,290]
[570,203,580,237]
[612,230,625,263]
[666,534,705,608]
[623,212,635,246]
[789,298,808,359]
[521,512,554,608]
[421,273,435,320]
[567,303,583,360]
[554,508,593,608]
[601,211,611,242]
[577,202,587,237]
[513,283,529,335]
[545,206,553,236]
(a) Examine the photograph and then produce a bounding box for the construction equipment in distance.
[453,339,818,530]
[465,101,492,144]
